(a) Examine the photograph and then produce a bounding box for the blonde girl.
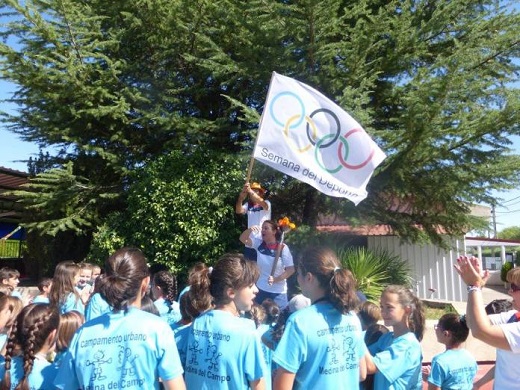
[365,285,425,390]
[49,261,85,315]
[0,296,23,355]
[54,311,85,366]
[0,293,19,352]
[0,303,60,390]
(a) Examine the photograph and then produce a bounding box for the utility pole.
[491,203,497,238]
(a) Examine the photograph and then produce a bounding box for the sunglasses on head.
[511,283,520,293]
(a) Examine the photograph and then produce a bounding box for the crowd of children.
[0,245,516,390]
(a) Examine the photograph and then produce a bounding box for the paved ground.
[420,284,510,389]
[422,284,511,363]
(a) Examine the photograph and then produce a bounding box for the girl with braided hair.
[365,284,425,390]
[151,270,181,325]
[53,247,185,390]
[273,247,366,389]
[0,303,60,390]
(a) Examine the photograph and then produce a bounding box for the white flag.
[254,72,386,205]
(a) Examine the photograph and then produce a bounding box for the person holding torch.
[240,218,295,309]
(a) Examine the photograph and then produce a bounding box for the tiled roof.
[316,224,395,235]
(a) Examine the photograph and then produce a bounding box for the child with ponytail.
[365,284,425,390]
[184,253,266,389]
[0,303,60,390]
[272,247,366,389]
[53,247,185,390]
[423,313,477,389]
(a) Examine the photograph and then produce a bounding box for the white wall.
[367,236,467,302]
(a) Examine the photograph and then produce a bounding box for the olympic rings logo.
[269,91,375,173]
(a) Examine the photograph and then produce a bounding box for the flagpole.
[245,71,277,182]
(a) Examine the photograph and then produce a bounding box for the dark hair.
[245,303,266,328]
[358,301,382,330]
[49,261,80,307]
[261,298,280,325]
[364,323,389,346]
[298,247,358,314]
[438,313,470,344]
[1,304,60,390]
[271,306,292,344]
[152,270,178,307]
[186,263,213,316]
[140,295,160,317]
[37,278,52,293]
[189,255,259,307]
[97,247,150,312]
[209,253,260,305]
[0,267,20,282]
[261,220,282,241]
[485,299,513,315]
[384,285,425,341]
[179,291,199,323]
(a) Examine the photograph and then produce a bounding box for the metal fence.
[0,239,26,259]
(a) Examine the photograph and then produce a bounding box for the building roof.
[0,167,29,222]
[465,236,520,248]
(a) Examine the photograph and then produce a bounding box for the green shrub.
[336,247,412,302]
[501,261,514,282]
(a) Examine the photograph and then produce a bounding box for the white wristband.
[467,285,481,293]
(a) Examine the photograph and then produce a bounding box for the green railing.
[0,240,26,259]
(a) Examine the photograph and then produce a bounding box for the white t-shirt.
[489,310,520,389]
[241,200,271,228]
[248,235,293,294]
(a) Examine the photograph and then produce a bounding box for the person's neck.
[264,238,277,245]
[215,302,240,317]
[308,287,327,304]
[445,342,462,351]
[392,323,410,338]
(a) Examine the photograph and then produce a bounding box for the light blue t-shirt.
[257,323,272,390]
[60,292,85,315]
[154,297,182,325]
[0,355,58,389]
[368,331,423,390]
[272,301,365,390]
[172,322,191,369]
[85,293,111,321]
[428,348,477,389]
[53,306,184,389]
[32,295,50,304]
[184,310,265,389]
